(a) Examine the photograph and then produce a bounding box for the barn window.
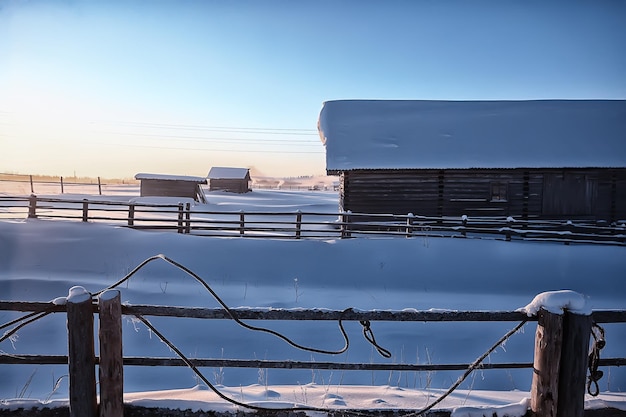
[490,182,508,202]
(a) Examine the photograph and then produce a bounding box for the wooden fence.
[1,195,625,245]
[0,174,137,196]
[1,295,625,417]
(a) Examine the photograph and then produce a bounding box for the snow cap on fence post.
[519,290,591,317]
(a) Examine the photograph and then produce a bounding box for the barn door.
[542,173,597,217]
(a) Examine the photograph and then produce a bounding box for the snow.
[520,290,592,316]
[208,167,250,179]
[1,186,625,415]
[318,100,626,171]
[65,285,90,304]
[134,173,207,183]
[451,398,529,417]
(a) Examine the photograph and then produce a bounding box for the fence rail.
[1,195,625,245]
[1,296,624,417]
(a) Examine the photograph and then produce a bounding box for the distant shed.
[207,167,251,193]
[134,173,208,203]
[318,99,626,222]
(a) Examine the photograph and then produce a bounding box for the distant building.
[318,99,626,222]
[207,167,251,193]
[134,173,208,203]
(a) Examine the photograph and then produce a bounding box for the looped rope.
[359,319,392,358]
[587,322,605,396]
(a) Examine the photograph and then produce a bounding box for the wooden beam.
[67,289,97,417]
[98,290,124,417]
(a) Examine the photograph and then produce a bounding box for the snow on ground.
[0,185,625,414]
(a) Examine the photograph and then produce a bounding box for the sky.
[1,0,625,179]
[1,188,625,413]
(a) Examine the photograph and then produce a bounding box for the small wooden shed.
[318,99,626,223]
[134,173,208,203]
[207,167,251,193]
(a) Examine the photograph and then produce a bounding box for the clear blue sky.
[1,0,624,178]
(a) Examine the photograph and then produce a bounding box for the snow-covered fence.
[1,195,625,244]
[1,295,625,417]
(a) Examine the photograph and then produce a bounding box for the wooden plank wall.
[339,168,626,222]
[209,179,250,193]
[140,180,199,200]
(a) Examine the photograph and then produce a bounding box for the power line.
[97,120,319,135]
[92,130,322,144]
[93,141,324,154]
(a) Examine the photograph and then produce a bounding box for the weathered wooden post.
[82,199,89,222]
[177,203,184,233]
[67,286,97,417]
[239,211,245,236]
[295,210,302,239]
[128,204,135,227]
[530,307,592,417]
[29,175,34,193]
[28,194,38,219]
[461,215,468,238]
[185,202,191,234]
[61,176,65,194]
[98,290,124,417]
[506,217,513,242]
[405,213,413,238]
[341,211,352,239]
[98,177,102,195]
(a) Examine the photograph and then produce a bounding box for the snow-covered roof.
[318,100,626,171]
[134,173,207,183]
[208,167,250,179]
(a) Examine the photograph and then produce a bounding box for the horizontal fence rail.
[1,195,625,245]
[2,302,625,373]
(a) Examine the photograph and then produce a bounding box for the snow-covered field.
[1,184,625,415]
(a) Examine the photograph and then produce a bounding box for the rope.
[402,320,528,417]
[587,322,605,396]
[0,310,54,344]
[360,320,392,358]
[95,254,391,357]
[133,314,371,416]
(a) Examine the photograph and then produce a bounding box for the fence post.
[341,211,351,239]
[98,177,102,196]
[98,290,124,417]
[295,210,302,239]
[28,194,38,219]
[30,175,34,193]
[530,308,592,417]
[461,215,468,238]
[185,202,191,234]
[239,211,245,236]
[506,217,513,242]
[128,204,135,227]
[177,203,184,233]
[405,213,413,238]
[61,176,64,194]
[82,199,89,222]
[67,287,97,417]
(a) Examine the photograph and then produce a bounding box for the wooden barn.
[134,173,208,203]
[318,99,626,223]
[207,167,251,193]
